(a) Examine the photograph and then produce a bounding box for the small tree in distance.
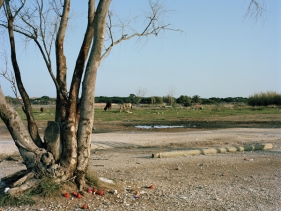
[177,95,192,107]
[166,87,175,106]
[151,96,163,106]
[135,88,147,106]
[192,95,201,105]
[150,96,156,106]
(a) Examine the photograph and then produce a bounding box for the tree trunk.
[55,0,70,123]
[75,0,112,190]
[67,0,96,125]
[53,0,78,175]
[5,0,43,148]
[66,2,96,165]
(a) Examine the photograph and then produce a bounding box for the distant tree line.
[95,94,248,106]
[5,96,55,105]
[6,92,281,107]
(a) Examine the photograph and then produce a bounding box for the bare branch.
[107,11,114,46]
[244,0,267,23]
[0,54,24,106]
[4,0,27,19]
[1,0,62,97]
[0,0,4,9]
[100,0,182,61]
[135,88,147,106]
[3,0,44,147]
[50,0,63,17]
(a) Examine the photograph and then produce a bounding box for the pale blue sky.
[0,0,280,98]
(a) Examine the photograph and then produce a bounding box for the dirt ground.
[0,123,281,211]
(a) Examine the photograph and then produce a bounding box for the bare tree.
[0,0,267,196]
[166,86,175,106]
[135,88,147,106]
[0,0,177,194]
[151,96,156,106]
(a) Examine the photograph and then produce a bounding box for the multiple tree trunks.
[0,0,114,194]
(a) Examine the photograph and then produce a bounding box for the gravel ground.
[0,128,281,211]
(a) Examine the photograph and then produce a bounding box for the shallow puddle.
[135,125,184,129]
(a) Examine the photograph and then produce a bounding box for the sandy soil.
[0,127,281,211]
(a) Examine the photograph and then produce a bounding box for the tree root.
[75,170,86,191]
[1,171,37,196]
[1,170,28,184]
[13,172,35,187]
[1,151,78,196]
[8,179,39,196]
[4,170,74,196]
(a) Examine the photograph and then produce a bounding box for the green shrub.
[248,91,281,106]
[85,170,100,187]
[176,95,192,107]
[0,193,35,206]
[31,177,62,198]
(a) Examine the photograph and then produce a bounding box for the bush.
[0,193,35,206]
[192,95,201,104]
[248,91,281,106]
[176,95,192,107]
[85,170,100,187]
[31,177,62,198]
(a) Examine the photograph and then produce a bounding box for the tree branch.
[4,0,44,148]
[100,0,182,61]
[0,56,24,107]
[0,0,4,9]
[0,0,63,98]
[54,0,70,122]
[1,74,22,106]
[244,0,267,23]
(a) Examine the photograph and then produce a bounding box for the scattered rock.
[175,166,181,170]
